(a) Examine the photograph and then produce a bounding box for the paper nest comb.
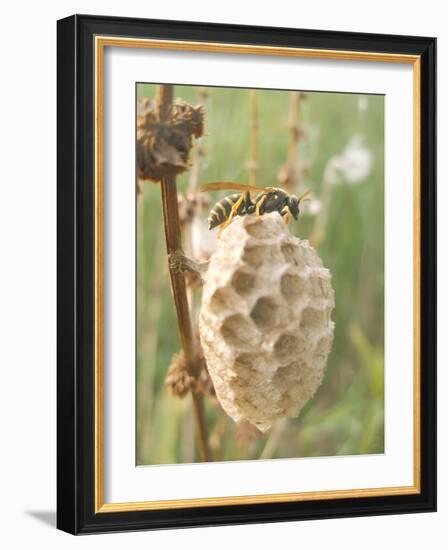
[199,213,335,432]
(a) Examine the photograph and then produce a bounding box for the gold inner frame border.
[94,35,421,513]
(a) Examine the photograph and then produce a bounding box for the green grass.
[136,84,384,465]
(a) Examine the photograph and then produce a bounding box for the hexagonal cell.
[316,332,334,355]
[304,246,322,267]
[272,361,300,387]
[232,389,266,415]
[300,306,326,329]
[234,352,257,369]
[280,271,308,299]
[280,241,305,269]
[250,296,280,329]
[272,361,307,412]
[309,276,330,298]
[280,242,296,263]
[245,219,273,239]
[274,362,322,404]
[297,367,324,400]
[209,288,231,313]
[231,269,256,296]
[274,333,300,361]
[234,354,264,383]
[243,244,270,268]
[220,314,259,349]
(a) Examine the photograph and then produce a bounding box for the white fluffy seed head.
[199,213,335,432]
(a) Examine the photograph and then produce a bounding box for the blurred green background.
[136,84,384,465]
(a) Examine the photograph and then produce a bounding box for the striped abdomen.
[208,193,244,229]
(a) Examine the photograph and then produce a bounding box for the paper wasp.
[200,182,311,230]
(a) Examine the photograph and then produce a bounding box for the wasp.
[200,182,311,230]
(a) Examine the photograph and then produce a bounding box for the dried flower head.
[325,135,373,186]
[165,351,196,398]
[137,98,205,182]
[289,124,307,143]
[165,341,213,398]
[170,101,205,139]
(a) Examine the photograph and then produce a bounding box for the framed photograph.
[57,14,436,534]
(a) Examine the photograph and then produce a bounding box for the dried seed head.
[165,342,213,398]
[137,98,205,183]
[178,192,210,228]
[165,351,195,398]
[277,159,310,190]
[199,213,335,432]
[170,101,205,139]
[287,124,306,143]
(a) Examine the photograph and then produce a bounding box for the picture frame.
[57,14,436,534]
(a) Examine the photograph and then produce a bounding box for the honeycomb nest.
[199,213,335,432]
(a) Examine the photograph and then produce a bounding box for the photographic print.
[136,83,384,465]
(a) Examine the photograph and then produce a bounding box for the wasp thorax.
[199,213,335,432]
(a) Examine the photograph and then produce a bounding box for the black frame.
[57,14,436,535]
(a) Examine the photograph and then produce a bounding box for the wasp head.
[288,195,300,220]
[288,191,311,220]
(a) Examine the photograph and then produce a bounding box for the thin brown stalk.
[187,147,201,196]
[185,87,208,317]
[156,84,211,462]
[259,418,288,460]
[209,411,227,462]
[188,87,207,194]
[285,91,300,193]
[248,89,258,186]
[309,179,331,248]
[287,93,300,164]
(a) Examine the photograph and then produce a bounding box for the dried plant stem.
[209,411,227,462]
[185,87,208,316]
[248,90,258,186]
[156,84,211,462]
[188,87,207,194]
[286,91,300,193]
[187,139,202,196]
[181,401,195,462]
[287,93,300,162]
[309,175,332,248]
[259,418,288,460]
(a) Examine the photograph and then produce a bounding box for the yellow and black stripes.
[205,185,308,230]
[208,193,245,229]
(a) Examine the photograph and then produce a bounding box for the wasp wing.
[200,182,271,194]
[298,190,312,202]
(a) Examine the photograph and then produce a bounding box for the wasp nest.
[199,213,335,432]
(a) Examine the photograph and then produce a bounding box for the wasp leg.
[221,193,245,229]
[255,194,267,217]
[168,251,208,281]
[281,205,292,224]
[244,191,253,212]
